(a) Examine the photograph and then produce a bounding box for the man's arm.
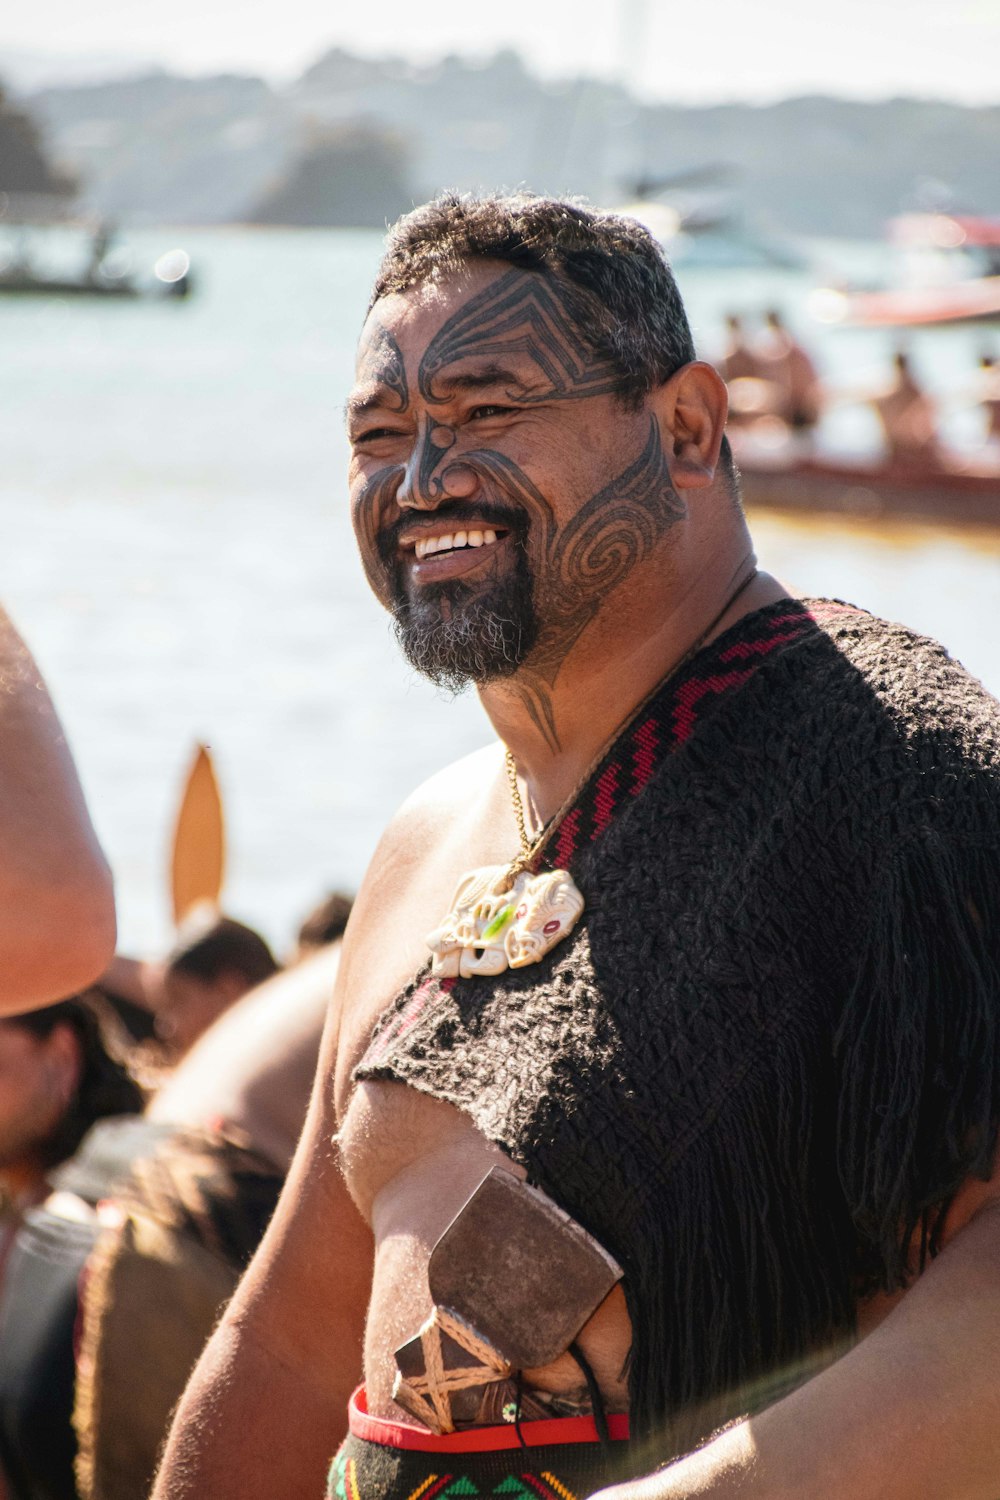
[0,606,115,1008]
[152,753,492,1498]
[602,1191,1000,1500]
[152,976,373,1499]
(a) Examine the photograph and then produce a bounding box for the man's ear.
[651,362,729,490]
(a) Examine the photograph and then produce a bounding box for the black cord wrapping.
[568,1341,611,1450]
[512,1371,528,1449]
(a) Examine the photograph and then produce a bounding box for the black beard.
[385,538,540,692]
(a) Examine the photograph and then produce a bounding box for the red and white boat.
[813,214,1000,329]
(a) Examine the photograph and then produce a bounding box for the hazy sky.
[2,0,997,105]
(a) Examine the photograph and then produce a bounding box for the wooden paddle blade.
[170,744,226,925]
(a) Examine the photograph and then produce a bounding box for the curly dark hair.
[369,191,698,411]
[12,997,145,1170]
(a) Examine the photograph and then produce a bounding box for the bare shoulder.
[347,741,505,922]
[375,742,504,862]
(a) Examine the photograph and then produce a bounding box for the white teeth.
[413,527,502,561]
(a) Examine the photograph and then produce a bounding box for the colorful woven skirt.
[328,1389,633,1500]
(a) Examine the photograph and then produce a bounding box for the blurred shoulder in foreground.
[0,607,116,1011]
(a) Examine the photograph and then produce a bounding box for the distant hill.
[250,123,411,228]
[24,70,292,223]
[0,82,76,202]
[636,95,1000,241]
[14,48,1000,234]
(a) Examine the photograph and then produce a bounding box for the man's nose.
[396,421,464,510]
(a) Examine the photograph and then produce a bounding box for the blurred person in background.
[149,937,341,1172]
[975,351,1000,451]
[86,955,163,1047]
[155,907,281,1057]
[0,999,144,1248]
[716,313,767,434]
[291,889,355,962]
[75,936,345,1500]
[0,942,342,1500]
[717,313,761,386]
[0,998,144,1500]
[868,349,944,469]
[0,606,116,1012]
[756,307,823,436]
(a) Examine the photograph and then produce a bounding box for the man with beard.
[156,195,1000,1499]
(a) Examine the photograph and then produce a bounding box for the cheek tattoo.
[513,416,685,750]
[353,464,405,609]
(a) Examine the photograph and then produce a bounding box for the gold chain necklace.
[504,748,538,870]
[426,567,759,980]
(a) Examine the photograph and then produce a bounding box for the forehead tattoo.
[355,322,410,414]
[418,269,620,405]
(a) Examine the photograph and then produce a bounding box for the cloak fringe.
[835,830,1000,1290]
[624,1017,854,1452]
[627,830,1000,1451]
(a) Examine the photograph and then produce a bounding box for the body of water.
[2,225,998,955]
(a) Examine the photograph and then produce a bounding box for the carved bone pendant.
[427,864,584,979]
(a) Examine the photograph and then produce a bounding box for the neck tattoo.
[426,567,759,979]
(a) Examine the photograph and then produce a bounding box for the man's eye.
[352,426,402,445]
[468,404,517,421]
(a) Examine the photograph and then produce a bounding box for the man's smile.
[395,520,513,583]
[411,526,500,561]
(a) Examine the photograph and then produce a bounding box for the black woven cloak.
[357,599,1000,1456]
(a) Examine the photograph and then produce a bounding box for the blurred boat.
[820,277,1000,329]
[0,262,192,300]
[618,162,804,272]
[739,454,1000,528]
[624,198,803,272]
[0,271,175,298]
[813,213,1000,329]
[0,224,193,300]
